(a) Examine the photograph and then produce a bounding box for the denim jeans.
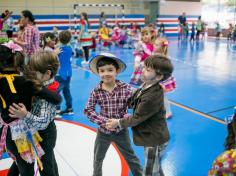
[55,75,72,109]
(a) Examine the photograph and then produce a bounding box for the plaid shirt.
[23,98,57,131]
[23,24,40,56]
[23,79,57,131]
[84,80,133,134]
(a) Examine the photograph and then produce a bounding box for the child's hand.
[100,122,115,131]
[9,103,27,118]
[106,119,119,129]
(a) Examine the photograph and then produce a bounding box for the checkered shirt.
[84,80,133,134]
[23,24,40,56]
[23,98,57,131]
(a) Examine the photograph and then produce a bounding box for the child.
[55,30,74,116]
[8,50,61,176]
[190,22,196,42]
[227,23,234,41]
[130,26,155,86]
[119,25,128,48]
[111,24,120,46]
[225,108,236,150]
[0,44,60,175]
[209,110,236,175]
[98,22,112,50]
[208,149,236,175]
[53,26,59,43]
[215,22,221,40]
[42,32,60,55]
[158,23,165,37]
[79,12,92,65]
[183,22,189,39]
[107,54,173,176]
[84,52,142,176]
[153,37,176,118]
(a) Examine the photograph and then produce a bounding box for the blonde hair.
[155,37,169,56]
[141,26,156,43]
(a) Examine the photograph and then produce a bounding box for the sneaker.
[55,113,62,118]
[55,110,62,118]
[60,108,74,115]
[165,114,172,119]
[81,60,89,65]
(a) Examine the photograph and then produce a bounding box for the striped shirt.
[84,80,133,134]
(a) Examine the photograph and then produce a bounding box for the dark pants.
[93,129,142,176]
[6,30,13,38]
[55,75,72,110]
[5,121,58,176]
[82,46,89,61]
[7,162,19,176]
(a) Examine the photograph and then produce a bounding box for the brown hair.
[144,54,173,81]
[59,30,72,45]
[23,51,59,90]
[225,114,236,150]
[0,45,24,73]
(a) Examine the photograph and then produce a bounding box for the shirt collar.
[42,78,55,87]
[96,80,123,91]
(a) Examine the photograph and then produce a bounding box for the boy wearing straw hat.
[84,52,142,176]
[107,54,173,176]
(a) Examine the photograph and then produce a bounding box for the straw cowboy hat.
[89,52,126,75]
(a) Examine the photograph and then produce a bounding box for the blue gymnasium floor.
[57,38,236,176]
[1,38,232,175]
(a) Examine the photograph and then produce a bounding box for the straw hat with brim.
[89,52,126,75]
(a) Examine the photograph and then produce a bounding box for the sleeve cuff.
[118,119,122,128]
[25,111,32,120]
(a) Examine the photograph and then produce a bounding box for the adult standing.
[196,16,203,40]
[5,10,14,38]
[78,12,92,65]
[0,11,12,38]
[99,11,106,28]
[14,10,40,64]
[178,12,186,40]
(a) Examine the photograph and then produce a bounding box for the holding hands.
[106,119,120,130]
[9,103,27,118]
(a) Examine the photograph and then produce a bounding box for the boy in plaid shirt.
[84,52,142,176]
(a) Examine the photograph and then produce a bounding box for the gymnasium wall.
[0,0,202,36]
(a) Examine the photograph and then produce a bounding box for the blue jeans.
[55,76,72,109]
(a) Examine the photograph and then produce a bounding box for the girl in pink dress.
[130,26,156,85]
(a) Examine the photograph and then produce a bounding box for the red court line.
[0,169,8,176]
[55,118,129,176]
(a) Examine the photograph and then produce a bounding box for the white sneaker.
[81,60,89,65]
[55,114,62,118]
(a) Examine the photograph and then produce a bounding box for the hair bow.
[45,37,52,43]
[163,41,169,46]
[2,41,23,53]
